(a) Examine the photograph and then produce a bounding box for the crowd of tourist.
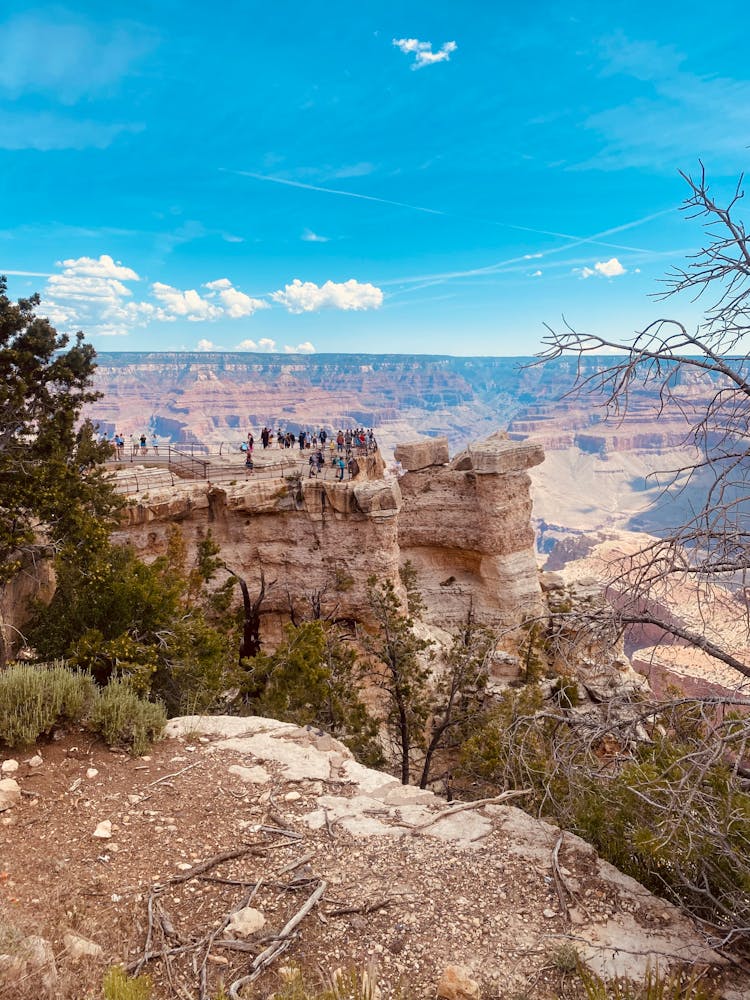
[242,426,377,481]
[101,423,378,484]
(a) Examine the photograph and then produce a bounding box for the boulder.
[353,478,401,516]
[436,965,480,1000]
[0,778,20,812]
[394,437,450,471]
[467,434,544,475]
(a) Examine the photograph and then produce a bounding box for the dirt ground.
[0,726,740,1000]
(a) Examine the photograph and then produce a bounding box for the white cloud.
[595,257,626,277]
[222,233,244,243]
[59,254,139,280]
[284,341,316,354]
[235,338,279,353]
[301,229,330,243]
[393,38,457,70]
[576,257,626,280]
[271,278,383,314]
[531,270,543,277]
[196,339,214,351]
[204,277,232,290]
[152,282,223,321]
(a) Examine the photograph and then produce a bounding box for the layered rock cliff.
[112,432,545,639]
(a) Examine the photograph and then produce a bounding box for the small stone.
[127,794,142,805]
[1,759,19,774]
[284,790,301,802]
[0,778,21,812]
[543,908,556,919]
[86,768,99,779]
[436,965,480,1000]
[226,906,266,937]
[63,932,104,960]
[92,821,112,839]
[176,862,192,871]
[27,755,43,768]
[69,778,82,793]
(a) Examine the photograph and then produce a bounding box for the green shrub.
[102,964,153,1000]
[0,662,95,746]
[90,677,166,756]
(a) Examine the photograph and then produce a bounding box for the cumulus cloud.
[576,257,627,279]
[235,337,278,353]
[152,282,223,321]
[531,270,543,277]
[59,254,139,280]
[284,341,316,354]
[271,278,383,314]
[196,339,214,351]
[204,278,269,318]
[393,37,457,69]
[595,257,626,277]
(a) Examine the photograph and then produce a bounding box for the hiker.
[336,455,345,481]
[139,433,148,455]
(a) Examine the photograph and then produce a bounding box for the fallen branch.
[144,760,203,789]
[327,898,393,917]
[228,880,327,999]
[407,789,532,835]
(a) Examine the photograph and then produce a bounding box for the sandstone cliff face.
[114,466,404,631]
[113,432,546,637]
[0,554,55,664]
[396,433,546,628]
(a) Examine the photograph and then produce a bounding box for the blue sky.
[1,1,747,355]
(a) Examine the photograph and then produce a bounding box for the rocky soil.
[1,717,745,1000]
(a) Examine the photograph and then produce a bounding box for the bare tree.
[536,164,750,676]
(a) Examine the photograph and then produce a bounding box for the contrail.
[222,168,447,216]
[224,167,674,254]
[380,209,679,289]
[1,269,53,277]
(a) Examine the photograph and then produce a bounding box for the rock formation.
[113,431,546,637]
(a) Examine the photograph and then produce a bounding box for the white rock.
[1,759,19,774]
[63,932,104,960]
[127,794,143,805]
[228,763,270,784]
[27,755,43,768]
[284,790,302,802]
[0,778,21,812]
[227,906,266,937]
[86,768,99,779]
[176,862,193,871]
[92,820,112,839]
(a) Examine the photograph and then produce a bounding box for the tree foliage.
[0,277,118,588]
[460,684,750,941]
[240,620,384,766]
[28,527,238,714]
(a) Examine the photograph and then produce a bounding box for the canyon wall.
[112,432,546,637]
